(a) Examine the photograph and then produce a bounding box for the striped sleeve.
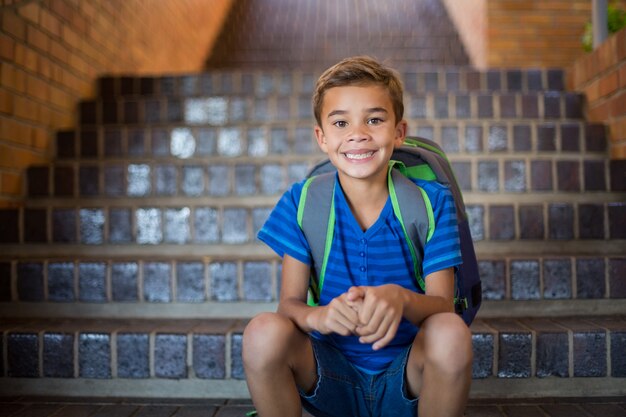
[418,180,462,277]
[257,180,312,266]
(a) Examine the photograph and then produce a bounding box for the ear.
[314,125,329,153]
[394,119,408,147]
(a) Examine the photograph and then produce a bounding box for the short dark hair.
[312,56,404,127]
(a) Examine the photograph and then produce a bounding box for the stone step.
[0,316,624,399]
[25,155,623,199]
[95,69,567,100]
[77,90,585,127]
[56,120,610,161]
[2,198,625,245]
[0,254,624,313]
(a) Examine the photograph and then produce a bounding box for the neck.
[338,170,390,231]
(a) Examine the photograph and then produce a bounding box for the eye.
[367,117,383,125]
[333,120,348,128]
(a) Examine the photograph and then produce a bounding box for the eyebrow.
[326,107,389,119]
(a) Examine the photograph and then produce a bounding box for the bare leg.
[406,312,473,417]
[242,312,318,417]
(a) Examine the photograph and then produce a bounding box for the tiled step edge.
[0,316,624,399]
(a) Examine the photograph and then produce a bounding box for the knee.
[420,313,473,374]
[242,312,296,369]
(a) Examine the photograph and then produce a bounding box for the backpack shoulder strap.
[388,166,432,291]
[297,172,336,304]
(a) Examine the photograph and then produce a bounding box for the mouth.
[343,150,375,161]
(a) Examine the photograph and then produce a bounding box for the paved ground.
[1,397,626,417]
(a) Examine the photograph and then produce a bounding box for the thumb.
[346,286,366,302]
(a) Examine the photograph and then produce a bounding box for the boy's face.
[314,84,407,185]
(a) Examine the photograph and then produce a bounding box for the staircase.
[0,67,625,401]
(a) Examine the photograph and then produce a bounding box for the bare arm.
[277,254,361,336]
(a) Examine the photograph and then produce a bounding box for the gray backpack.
[296,136,482,326]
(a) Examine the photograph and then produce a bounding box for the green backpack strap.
[297,173,336,306]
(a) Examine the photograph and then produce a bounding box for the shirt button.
[360,252,365,257]
[360,266,366,272]
[360,238,367,244]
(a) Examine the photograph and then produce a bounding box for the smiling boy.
[243,56,473,417]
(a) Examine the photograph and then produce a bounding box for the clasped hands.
[313,284,405,351]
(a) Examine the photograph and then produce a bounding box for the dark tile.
[194,207,219,243]
[506,70,522,91]
[167,99,183,122]
[140,77,155,95]
[544,92,561,118]
[103,128,123,157]
[537,124,556,151]
[231,333,245,379]
[275,97,290,121]
[521,95,539,118]
[576,258,606,299]
[17,262,44,301]
[609,258,626,298]
[104,165,125,196]
[486,70,501,91]
[471,333,493,378]
[609,160,626,191]
[164,208,191,244]
[111,262,139,301]
[80,129,99,158]
[254,98,270,122]
[0,209,19,243]
[611,332,626,376]
[608,203,626,239]
[196,128,217,155]
[109,208,132,243]
[210,262,238,301]
[560,123,581,152]
[0,262,10,301]
[128,129,146,156]
[512,125,531,151]
[243,262,273,301]
[579,204,605,239]
[573,331,606,377]
[79,166,100,196]
[530,160,553,191]
[7,332,39,377]
[455,95,471,119]
[155,334,187,378]
[549,203,574,240]
[556,161,581,192]
[144,99,162,123]
[536,332,569,377]
[466,71,481,91]
[193,334,226,379]
[79,262,107,302]
[477,95,493,118]
[180,75,198,96]
[120,77,136,95]
[79,333,111,378]
[519,205,544,239]
[441,126,459,153]
[489,205,515,240]
[230,97,248,123]
[477,161,499,192]
[117,333,150,378]
[24,208,47,242]
[424,72,439,91]
[48,262,75,302]
[56,131,76,158]
[547,69,564,90]
[564,93,583,118]
[585,124,607,152]
[154,165,177,196]
[294,127,314,154]
[54,166,74,196]
[526,69,543,91]
[136,208,163,244]
[80,208,105,244]
[223,208,248,243]
[177,262,205,302]
[27,166,49,196]
[270,127,289,154]
[446,71,460,91]
[99,77,117,98]
[464,125,483,153]
[498,332,532,377]
[182,166,205,196]
[434,95,448,118]
[451,162,471,191]
[499,94,517,118]
[478,260,505,300]
[152,129,170,156]
[43,333,74,378]
[584,160,607,191]
[80,101,97,125]
[504,160,526,192]
[543,259,572,299]
[159,76,177,96]
[511,260,540,300]
[260,165,284,195]
[143,262,171,302]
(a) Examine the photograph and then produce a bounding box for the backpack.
[296,136,482,326]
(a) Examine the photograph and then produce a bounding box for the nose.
[347,124,369,142]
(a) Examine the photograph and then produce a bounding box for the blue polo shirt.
[258,173,462,373]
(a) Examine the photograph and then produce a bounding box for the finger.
[358,305,392,343]
[346,286,366,302]
[372,316,401,351]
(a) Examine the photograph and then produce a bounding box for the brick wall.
[0,0,233,207]
[567,27,626,159]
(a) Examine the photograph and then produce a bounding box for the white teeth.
[345,152,373,160]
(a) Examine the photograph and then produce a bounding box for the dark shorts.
[299,337,418,417]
